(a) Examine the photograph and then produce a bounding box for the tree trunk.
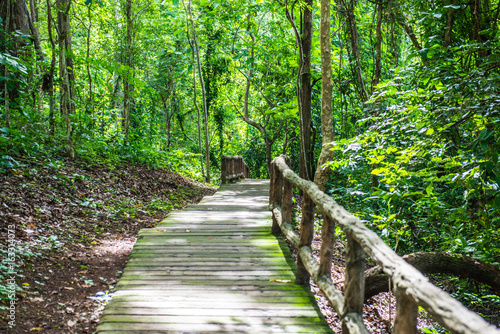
[57,0,75,159]
[2,0,13,129]
[184,8,206,181]
[364,251,500,300]
[343,0,368,101]
[444,0,456,48]
[86,3,94,123]
[372,0,383,93]
[312,0,338,286]
[122,0,132,140]
[314,0,335,192]
[45,0,56,136]
[186,0,210,183]
[301,0,313,181]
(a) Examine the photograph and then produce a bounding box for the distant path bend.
[96,179,332,333]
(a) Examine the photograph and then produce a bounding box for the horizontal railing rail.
[270,154,499,334]
[220,155,249,184]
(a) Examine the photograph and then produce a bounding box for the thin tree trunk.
[372,0,383,93]
[183,3,205,180]
[57,0,75,159]
[86,3,94,124]
[46,0,56,136]
[186,0,210,182]
[343,0,368,101]
[444,0,456,48]
[2,0,14,129]
[388,0,398,68]
[193,55,205,180]
[300,0,313,181]
[122,0,132,139]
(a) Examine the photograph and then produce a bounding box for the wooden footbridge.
[97,155,499,334]
[96,179,332,333]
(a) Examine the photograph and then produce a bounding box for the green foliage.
[326,38,500,264]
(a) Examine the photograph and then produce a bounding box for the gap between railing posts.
[220,155,250,184]
[269,154,500,334]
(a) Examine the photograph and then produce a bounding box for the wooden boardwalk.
[96,179,332,333]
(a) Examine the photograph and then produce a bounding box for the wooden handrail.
[270,154,500,334]
[220,155,249,184]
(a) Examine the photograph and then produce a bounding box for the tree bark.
[364,251,500,300]
[186,0,210,183]
[298,0,313,181]
[85,3,94,122]
[311,0,338,288]
[314,0,335,192]
[57,0,75,159]
[444,0,456,48]
[342,0,368,101]
[372,0,383,93]
[2,0,13,129]
[184,11,206,181]
[45,0,56,136]
[122,0,132,139]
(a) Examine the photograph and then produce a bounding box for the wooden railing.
[269,154,499,334]
[220,155,249,184]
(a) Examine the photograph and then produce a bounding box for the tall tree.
[122,0,133,139]
[184,0,210,182]
[315,0,336,279]
[57,0,75,158]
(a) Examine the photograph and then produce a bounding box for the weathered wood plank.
[101,307,321,318]
[97,322,332,333]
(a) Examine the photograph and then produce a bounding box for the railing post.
[393,286,418,334]
[270,159,283,235]
[221,155,227,184]
[281,156,292,225]
[238,156,243,178]
[342,234,366,333]
[295,193,315,285]
[319,215,336,277]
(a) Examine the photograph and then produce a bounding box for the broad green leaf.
[426,185,434,195]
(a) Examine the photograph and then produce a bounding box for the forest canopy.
[1,0,499,283]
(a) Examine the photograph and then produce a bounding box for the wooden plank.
[97,322,332,333]
[99,315,328,327]
[101,307,321,318]
[115,280,305,289]
[108,294,314,304]
[111,289,314,298]
[106,300,317,309]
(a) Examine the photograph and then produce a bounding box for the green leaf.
[426,185,434,195]
[371,168,384,175]
[426,128,434,135]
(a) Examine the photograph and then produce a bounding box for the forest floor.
[0,161,490,333]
